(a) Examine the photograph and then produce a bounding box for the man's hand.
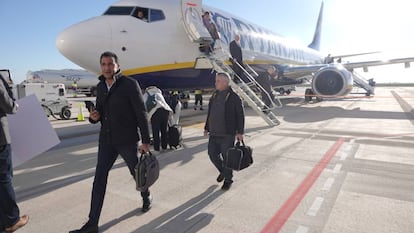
[139,143,150,154]
[89,109,100,121]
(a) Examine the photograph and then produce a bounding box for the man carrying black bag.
[69,51,151,233]
[204,72,245,191]
[225,140,253,171]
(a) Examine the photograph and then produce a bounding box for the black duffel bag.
[135,151,159,191]
[225,140,253,171]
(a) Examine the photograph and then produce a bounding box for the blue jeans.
[0,144,20,229]
[208,135,234,183]
[88,143,149,225]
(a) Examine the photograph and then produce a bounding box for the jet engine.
[311,64,353,96]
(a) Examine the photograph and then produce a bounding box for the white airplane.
[56,0,414,99]
[26,69,99,96]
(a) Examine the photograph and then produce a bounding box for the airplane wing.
[330,51,381,59]
[281,56,414,79]
[342,57,414,71]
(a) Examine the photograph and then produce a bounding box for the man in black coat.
[204,72,245,191]
[229,34,244,81]
[0,74,29,232]
[70,51,151,233]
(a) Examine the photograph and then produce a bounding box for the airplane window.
[149,9,165,22]
[134,8,149,22]
[104,6,135,15]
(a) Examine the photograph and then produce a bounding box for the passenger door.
[180,0,212,43]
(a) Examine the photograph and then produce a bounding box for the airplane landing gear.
[304,88,313,102]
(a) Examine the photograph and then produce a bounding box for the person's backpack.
[168,124,182,149]
[135,151,159,191]
[145,93,157,111]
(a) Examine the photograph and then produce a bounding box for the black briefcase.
[135,151,159,191]
[225,140,253,171]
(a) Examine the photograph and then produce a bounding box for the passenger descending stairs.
[179,2,280,126]
[195,41,282,127]
[352,70,375,96]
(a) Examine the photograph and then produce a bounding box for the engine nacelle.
[311,64,353,96]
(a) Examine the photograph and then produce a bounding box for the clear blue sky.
[1,0,413,83]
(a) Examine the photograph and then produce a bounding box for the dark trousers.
[151,108,169,151]
[207,135,234,183]
[0,144,19,230]
[88,143,149,225]
[195,94,203,106]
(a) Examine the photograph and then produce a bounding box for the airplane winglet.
[308,1,324,51]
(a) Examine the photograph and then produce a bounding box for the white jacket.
[143,86,173,121]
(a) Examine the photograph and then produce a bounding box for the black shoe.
[69,221,98,233]
[221,181,232,191]
[142,195,152,213]
[216,174,224,183]
[200,107,203,110]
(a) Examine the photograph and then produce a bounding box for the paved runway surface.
[11,86,414,233]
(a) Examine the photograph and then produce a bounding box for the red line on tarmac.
[261,138,346,233]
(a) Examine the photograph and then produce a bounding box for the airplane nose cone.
[56,17,112,73]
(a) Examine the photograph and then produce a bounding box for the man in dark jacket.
[70,51,151,233]
[229,34,244,81]
[204,72,244,191]
[0,74,29,232]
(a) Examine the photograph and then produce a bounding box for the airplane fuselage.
[57,0,324,90]
[26,69,99,88]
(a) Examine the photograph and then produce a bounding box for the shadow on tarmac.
[14,123,270,204]
[275,97,413,123]
[99,185,223,233]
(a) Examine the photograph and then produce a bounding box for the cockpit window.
[150,9,165,22]
[104,6,165,23]
[134,8,149,22]
[134,7,165,23]
[104,6,134,15]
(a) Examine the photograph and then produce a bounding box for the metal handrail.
[202,40,280,126]
[209,40,282,109]
[244,63,259,77]
[232,60,283,109]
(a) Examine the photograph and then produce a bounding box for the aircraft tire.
[305,88,313,102]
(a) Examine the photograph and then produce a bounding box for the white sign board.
[7,95,60,167]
